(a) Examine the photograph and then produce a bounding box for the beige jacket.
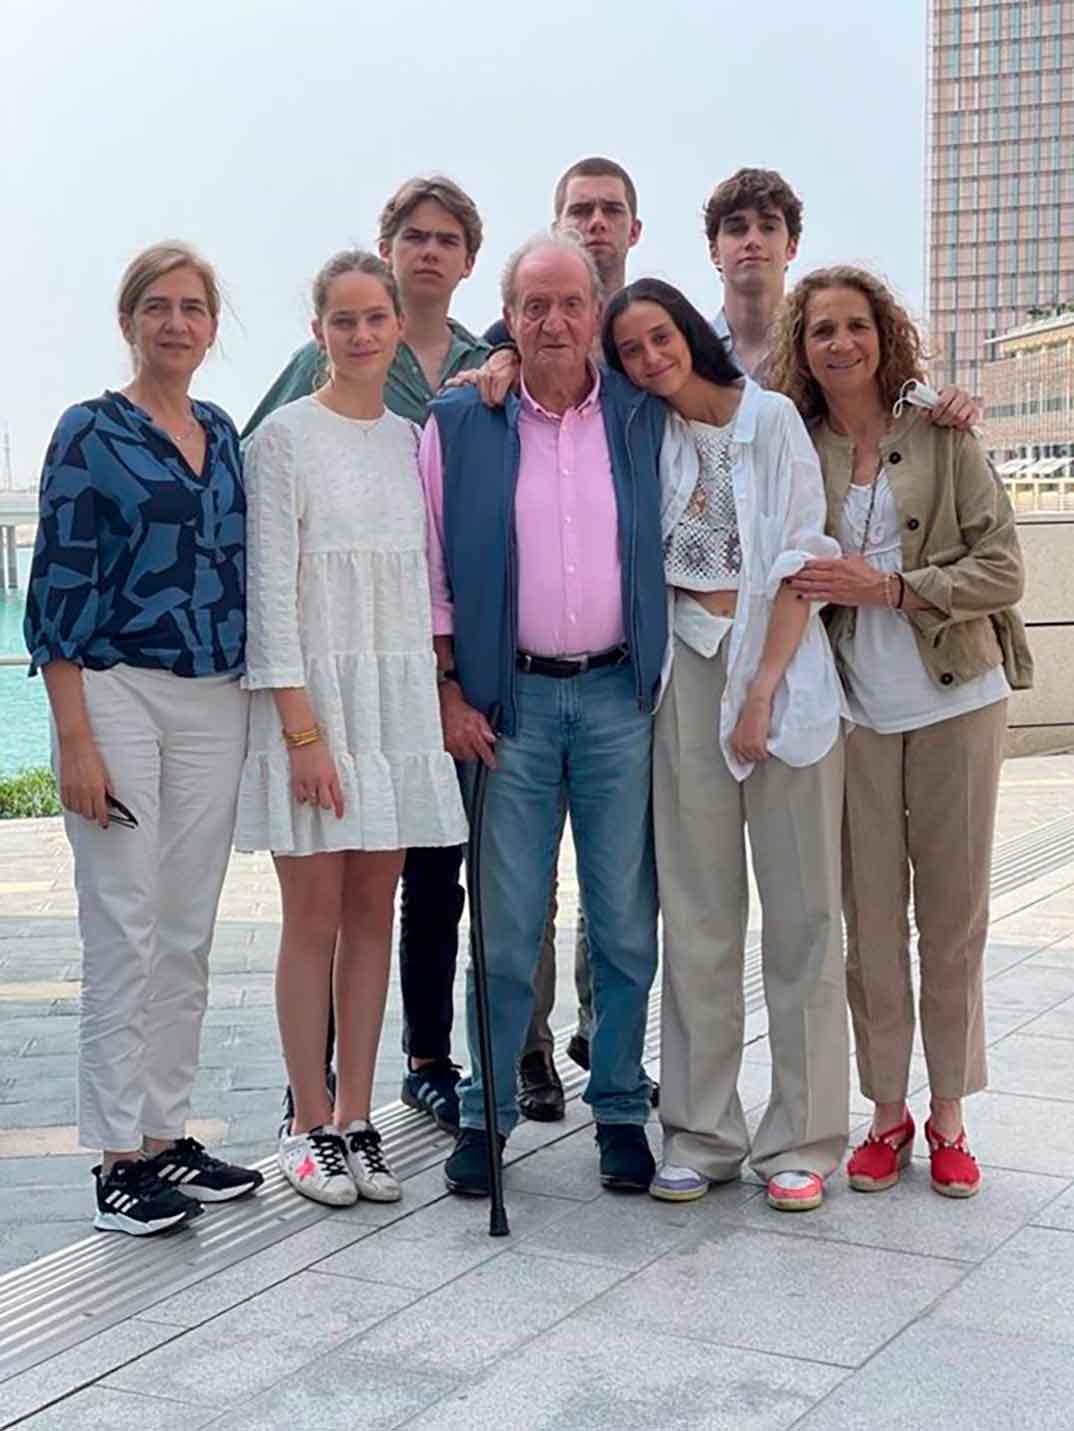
[812,411,1033,691]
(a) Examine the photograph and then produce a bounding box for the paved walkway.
[1,755,1074,1428]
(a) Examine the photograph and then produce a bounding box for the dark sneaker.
[595,1124,655,1192]
[401,1059,461,1135]
[146,1137,264,1203]
[517,1050,565,1122]
[93,1160,203,1237]
[444,1128,506,1197]
[565,1033,590,1071]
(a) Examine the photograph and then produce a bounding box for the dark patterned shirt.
[24,392,245,678]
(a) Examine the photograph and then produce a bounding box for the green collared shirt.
[240,319,489,437]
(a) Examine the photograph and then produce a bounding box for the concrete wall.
[1008,514,1074,755]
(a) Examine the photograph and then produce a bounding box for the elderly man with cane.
[420,232,666,1197]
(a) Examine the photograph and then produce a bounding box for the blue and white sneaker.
[649,1163,710,1203]
[401,1059,461,1134]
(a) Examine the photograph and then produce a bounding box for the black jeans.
[399,843,466,1061]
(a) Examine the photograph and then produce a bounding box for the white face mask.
[892,378,939,418]
[892,378,982,438]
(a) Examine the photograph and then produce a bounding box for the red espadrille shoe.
[924,1119,981,1198]
[846,1112,915,1192]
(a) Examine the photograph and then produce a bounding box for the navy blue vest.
[430,371,667,737]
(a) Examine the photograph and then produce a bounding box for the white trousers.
[59,665,247,1151]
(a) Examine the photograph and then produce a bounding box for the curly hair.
[703,168,803,245]
[766,266,927,423]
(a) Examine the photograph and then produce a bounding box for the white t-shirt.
[837,472,1009,734]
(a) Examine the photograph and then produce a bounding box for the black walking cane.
[466,702,509,1237]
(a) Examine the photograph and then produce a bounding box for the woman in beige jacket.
[768,266,1032,1201]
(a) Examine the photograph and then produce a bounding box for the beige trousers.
[843,699,1007,1104]
[655,638,849,1181]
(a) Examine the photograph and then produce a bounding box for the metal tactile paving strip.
[2,809,1074,1381]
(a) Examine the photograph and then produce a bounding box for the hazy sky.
[3,0,925,483]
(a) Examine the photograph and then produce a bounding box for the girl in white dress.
[237,251,467,1207]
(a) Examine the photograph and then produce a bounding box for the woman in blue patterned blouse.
[24,242,263,1236]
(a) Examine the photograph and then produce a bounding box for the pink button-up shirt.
[420,366,625,657]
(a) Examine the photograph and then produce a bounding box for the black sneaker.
[444,1128,506,1197]
[93,1160,203,1237]
[146,1137,264,1203]
[595,1123,655,1192]
[279,1068,337,1139]
[402,1058,462,1134]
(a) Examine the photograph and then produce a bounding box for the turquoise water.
[0,547,51,775]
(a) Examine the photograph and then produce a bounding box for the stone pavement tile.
[984,1032,1074,1100]
[1023,942,1074,969]
[982,940,1052,978]
[405,1316,847,1431]
[791,1322,1074,1431]
[143,1221,377,1328]
[583,1223,964,1368]
[227,1061,286,1092]
[722,1153,1067,1263]
[0,1318,180,1425]
[518,1181,762,1271]
[1019,994,1074,1040]
[13,1387,218,1431]
[501,1132,606,1202]
[0,1219,93,1278]
[351,1248,626,1375]
[0,1152,94,1188]
[927,1225,1074,1344]
[0,1098,75,1130]
[1031,1182,1074,1231]
[956,1090,1074,1176]
[316,1188,573,1293]
[200,1352,458,1431]
[983,962,1074,1020]
[105,1270,416,1407]
[0,1184,90,1227]
[0,1118,225,1158]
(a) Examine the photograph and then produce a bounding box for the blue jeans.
[458,662,657,1136]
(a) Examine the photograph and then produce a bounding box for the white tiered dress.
[235,396,467,855]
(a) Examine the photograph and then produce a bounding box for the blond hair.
[117,242,221,330]
[311,249,400,319]
[767,265,927,423]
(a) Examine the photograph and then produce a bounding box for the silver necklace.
[851,476,881,556]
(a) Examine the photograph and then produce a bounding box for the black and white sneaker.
[93,1160,203,1237]
[146,1137,264,1203]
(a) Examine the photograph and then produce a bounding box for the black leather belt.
[516,644,629,678]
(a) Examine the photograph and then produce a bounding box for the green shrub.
[0,767,61,819]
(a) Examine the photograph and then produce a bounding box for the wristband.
[437,667,459,689]
[895,573,906,609]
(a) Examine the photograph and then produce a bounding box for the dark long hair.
[601,278,742,388]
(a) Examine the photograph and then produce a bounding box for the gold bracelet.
[884,573,899,610]
[283,723,321,748]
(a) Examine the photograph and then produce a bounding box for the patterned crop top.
[663,418,740,591]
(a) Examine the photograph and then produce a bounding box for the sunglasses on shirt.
[106,794,139,830]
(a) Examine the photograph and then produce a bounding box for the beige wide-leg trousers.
[655,637,849,1181]
[842,699,1007,1105]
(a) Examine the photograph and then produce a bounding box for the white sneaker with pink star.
[277,1125,357,1206]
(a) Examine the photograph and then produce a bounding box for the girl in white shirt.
[238,251,467,1209]
[602,279,850,1213]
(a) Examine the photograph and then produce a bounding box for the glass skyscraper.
[926,0,1074,395]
